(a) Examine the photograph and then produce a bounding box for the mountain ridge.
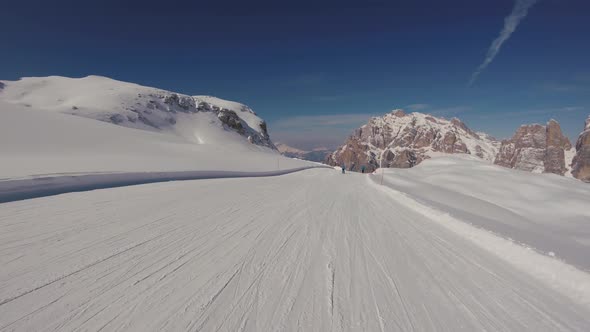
[276,142,332,162]
[327,108,590,182]
[0,75,275,149]
[326,109,499,172]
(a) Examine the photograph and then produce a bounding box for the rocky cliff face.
[114,92,274,148]
[572,116,590,182]
[493,120,572,175]
[0,76,275,150]
[326,110,498,172]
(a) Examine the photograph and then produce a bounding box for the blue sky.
[2,0,589,149]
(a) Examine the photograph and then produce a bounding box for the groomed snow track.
[1,169,589,331]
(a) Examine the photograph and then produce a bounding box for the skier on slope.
[341,163,346,174]
[361,165,366,174]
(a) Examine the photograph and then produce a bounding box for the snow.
[0,76,270,146]
[1,169,589,331]
[565,148,577,177]
[353,111,499,165]
[2,76,590,330]
[0,167,323,204]
[375,154,590,271]
[370,178,590,309]
[0,98,315,180]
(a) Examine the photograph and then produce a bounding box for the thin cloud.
[541,74,590,93]
[543,83,590,93]
[479,106,584,119]
[469,0,539,86]
[405,103,431,111]
[272,114,373,130]
[270,113,374,150]
[271,128,350,151]
[429,106,472,116]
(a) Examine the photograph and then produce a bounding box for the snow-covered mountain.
[0,75,274,149]
[325,109,590,182]
[326,109,499,172]
[0,76,319,179]
[275,142,308,155]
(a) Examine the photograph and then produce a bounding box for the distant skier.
[341,164,346,174]
[361,165,366,173]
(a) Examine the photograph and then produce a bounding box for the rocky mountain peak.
[392,109,406,117]
[494,120,572,175]
[326,111,498,172]
[572,115,590,182]
[451,117,480,139]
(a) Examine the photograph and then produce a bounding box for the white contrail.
[469,0,539,86]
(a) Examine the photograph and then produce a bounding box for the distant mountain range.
[2,75,588,182]
[275,143,332,163]
[326,109,590,182]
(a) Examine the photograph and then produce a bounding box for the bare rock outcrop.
[493,120,571,175]
[217,109,245,134]
[545,120,572,175]
[572,116,590,182]
[326,110,498,172]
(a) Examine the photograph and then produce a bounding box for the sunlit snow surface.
[0,100,312,179]
[1,167,590,331]
[1,78,590,330]
[376,155,590,271]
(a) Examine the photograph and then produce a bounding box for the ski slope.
[375,155,590,271]
[1,169,589,331]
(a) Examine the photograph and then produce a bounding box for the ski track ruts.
[0,216,183,307]
[206,223,302,331]
[0,226,176,307]
[1,169,590,331]
[365,177,589,331]
[354,215,410,332]
[404,212,575,330]
[0,212,176,286]
[176,182,309,331]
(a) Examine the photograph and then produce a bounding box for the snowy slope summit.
[0,75,274,148]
